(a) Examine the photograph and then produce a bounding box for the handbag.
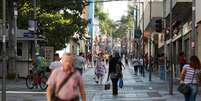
[177,83,191,95]
[177,70,195,95]
[104,81,111,90]
[51,72,75,101]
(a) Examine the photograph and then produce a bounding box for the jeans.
[184,84,198,101]
[134,65,138,75]
[111,78,119,95]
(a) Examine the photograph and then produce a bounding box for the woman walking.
[95,54,106,84]
[179,56,201,101]
[107,53,123,96]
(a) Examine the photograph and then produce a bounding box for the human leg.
[111,78,118,95]
[189,84,198,101]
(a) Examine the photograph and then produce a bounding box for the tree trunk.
[8,0,16,79]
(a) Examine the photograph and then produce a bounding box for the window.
[17,42,23,56]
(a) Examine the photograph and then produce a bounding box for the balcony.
[143,1,163,31]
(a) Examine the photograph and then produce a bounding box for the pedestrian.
[74,52,85,75]
[132,57,139,75]
[159,53,165,80]
[139,57,144,76]
[179,56,201,101]
[46,53,86,101]
[86,51,92,68]
[107,53,123,96]
[95,54,106,85]
[179,52,187,72]
[49,54,62,72]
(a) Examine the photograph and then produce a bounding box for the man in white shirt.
[49,54,62,72]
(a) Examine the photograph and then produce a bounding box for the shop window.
[17,42,23,56]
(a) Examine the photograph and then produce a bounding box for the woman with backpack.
[179,56,201,101]
[107,53,123,96]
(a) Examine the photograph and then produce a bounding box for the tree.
[16,0,85,50]
[113,4,135,38]
[94,1,115,36]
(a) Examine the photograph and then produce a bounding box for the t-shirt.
[47,68,83,100]
[49,61,62,70]
[74,56,85,69]
[183,64,197,84]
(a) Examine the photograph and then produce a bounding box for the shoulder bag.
[177,70,195,95]
[51,71,75,101]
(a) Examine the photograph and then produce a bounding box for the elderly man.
[47,53,86,101]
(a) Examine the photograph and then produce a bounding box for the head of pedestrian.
[61,53,75,72]
[189,55,201,70]
[79,52,83,57]
[54,53,60,61]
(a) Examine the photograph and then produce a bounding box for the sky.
[103,1,128,21]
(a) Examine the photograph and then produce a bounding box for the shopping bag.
[118,79,124,88]
[105,81,111,90]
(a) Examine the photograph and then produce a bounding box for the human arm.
[47,85,53,101]
[179,68,186,83]
[46,70,57,101]
[79,78,86,101]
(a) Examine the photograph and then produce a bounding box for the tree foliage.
[94,1,115,35]
[0,0,85,50]
[113,4,135,38]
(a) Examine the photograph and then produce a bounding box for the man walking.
[75,52,86,75]
[46,53,86,101]
[49,54,62,72]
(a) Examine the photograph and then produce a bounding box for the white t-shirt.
[49,61,63,70]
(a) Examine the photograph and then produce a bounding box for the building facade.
[0,29,45,77]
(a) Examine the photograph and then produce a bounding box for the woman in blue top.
[179,56,201,101]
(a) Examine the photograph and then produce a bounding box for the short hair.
[54,53,59,57]
[79,52,83,56]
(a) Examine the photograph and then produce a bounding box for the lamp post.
[2,0,7,100]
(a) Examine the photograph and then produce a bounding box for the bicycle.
[26,67,48,90]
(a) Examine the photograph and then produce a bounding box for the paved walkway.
[1,63,201,101]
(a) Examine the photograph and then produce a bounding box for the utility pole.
[2,0,7,100]
[192,0,196,55]
[169,0,173,95]
[149,0,152,82]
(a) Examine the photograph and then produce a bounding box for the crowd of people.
[46,51,125,101]
[37,50,201,101]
